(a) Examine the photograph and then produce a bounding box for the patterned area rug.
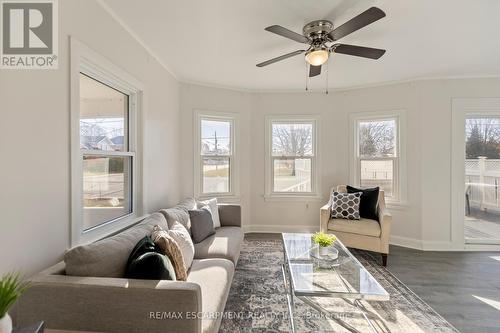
[220,238,459,333]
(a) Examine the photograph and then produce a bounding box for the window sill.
[386,201,410,211]
[263,194,324,202]
[196,194,241,203]
[74,213,148,247]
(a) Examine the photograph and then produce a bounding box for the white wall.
[179,84,253,227]
[179,78,500,250]
[417,79,500,249]
[0,0,180,276]
[2,0,500,280]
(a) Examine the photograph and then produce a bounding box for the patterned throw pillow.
[151,225,188,281]
[330,191,362,220]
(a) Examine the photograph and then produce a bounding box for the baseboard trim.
[389,235,423,250]
[243,227,496,251]
[465,243,500,251]
[243,224,319,234]
[390,236,467,251]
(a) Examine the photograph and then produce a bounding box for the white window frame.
[70,38,144,246]
[349,110,407,205]
[265,115,321,201]
[194,110,239,200]
[451,98,500,249]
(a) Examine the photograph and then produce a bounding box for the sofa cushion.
[125,236,176,280]
[64,213,168,277]
[187,259,234,333]
[159,207,190,232]
[197,198,221,228]
[331,191,362,220]
[347,185,379,221]
[151,225,188,281]
[194,226,244,264]
[168,222,195,269]
[328,217,381,237]
[177,197,197,210]
[189,206,216,244]
[158,198,197,233]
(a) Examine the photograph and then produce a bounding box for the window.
[71,38,143,246]
[351,112,406,202]
[194,112,238,198]
[80,73,133,230]
[265,117,320,199]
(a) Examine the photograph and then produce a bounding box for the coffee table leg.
[282,259,296,332]
[354,299,379,333]
[299,296,362,333]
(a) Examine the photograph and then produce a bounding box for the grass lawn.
[204,167,229,177]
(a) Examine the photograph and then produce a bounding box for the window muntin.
[271,121,315,194]
[200,118,232,194]
[356,118,398,199]
[79,73,134,231]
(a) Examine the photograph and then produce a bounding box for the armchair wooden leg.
[381,254,388,267]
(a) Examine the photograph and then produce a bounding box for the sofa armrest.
[378,204,393,254]
[18,273,202,333]
[320,203,331,232]
[218,204,241,227]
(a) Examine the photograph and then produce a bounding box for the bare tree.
[272,125,312,156]
[466,118,500,158]
[359,121,395,157]
[272,124,312,176]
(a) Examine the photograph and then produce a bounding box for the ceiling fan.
[256,7,386,78]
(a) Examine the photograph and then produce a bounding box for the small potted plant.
[0,272,29,333]
[312,232,337,256]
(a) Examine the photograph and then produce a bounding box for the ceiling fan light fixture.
[305,49,329,66]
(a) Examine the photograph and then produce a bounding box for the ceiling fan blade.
[309,65,321,77]
[256,50,305,67]
[333,44,386,59]
[265,25,310,44]
[329,7,386,41]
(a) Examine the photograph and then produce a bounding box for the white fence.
[280,167,311,192]
[466,158,500,212]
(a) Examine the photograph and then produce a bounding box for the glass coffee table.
[282,233,389,333]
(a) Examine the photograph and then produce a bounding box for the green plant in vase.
[0,272,29,333]
[312,232,337,256]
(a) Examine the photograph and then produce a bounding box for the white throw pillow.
[168,222,195,270]
[197,198,221,228]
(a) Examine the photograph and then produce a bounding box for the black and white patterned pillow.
[330,191,362,220]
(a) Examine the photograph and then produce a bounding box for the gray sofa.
[17,201,244,333]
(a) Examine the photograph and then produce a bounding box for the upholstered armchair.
[320,185,393,266]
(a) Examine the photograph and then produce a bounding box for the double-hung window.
[265,117,320,199]
[352,112,405,202]
[195,112,237,198]
[71,39,143,246]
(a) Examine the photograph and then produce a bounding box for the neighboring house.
[81,136,115,150]
[110,136,124,151]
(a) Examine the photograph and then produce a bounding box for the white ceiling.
[101,0,500,91]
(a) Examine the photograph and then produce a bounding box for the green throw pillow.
[125,236,176,280]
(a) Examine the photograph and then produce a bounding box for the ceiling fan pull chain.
[325,60,329,95]
[305,62,309,91]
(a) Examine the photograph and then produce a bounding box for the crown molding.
[91,2,500,95]
[95,0,179,81]
[181,74,500,95]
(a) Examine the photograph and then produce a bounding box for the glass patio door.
[465,117,500,244]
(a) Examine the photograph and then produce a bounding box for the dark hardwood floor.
[387,245,500,333]
[245,233,500,333]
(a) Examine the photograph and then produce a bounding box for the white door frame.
[451,98,500,249]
